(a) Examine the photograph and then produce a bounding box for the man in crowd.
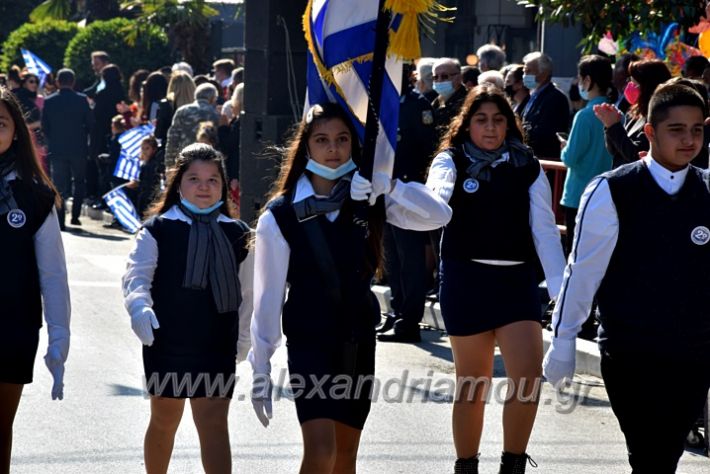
[83,51,110,99]
[415,58,438,103]
[476,44,506,72]
[42,69,94,229]
[431,57,467,138]
[521,51,569,160]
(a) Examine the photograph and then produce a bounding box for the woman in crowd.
[155,71,196,145]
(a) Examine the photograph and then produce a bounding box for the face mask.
[522,74,538,90]
[180,197,223,215]
[624,81,640,105]
[433,81,455,98]
[306,157,357,181]
[504,85,515,98]
[577,83,590,101]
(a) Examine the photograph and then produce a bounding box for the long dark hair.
[141,71,168,121]
[438,84,523,153]
[0,87,59,204]
[147,143,235,219]
[266,102,385,275]
[628,59,671,119]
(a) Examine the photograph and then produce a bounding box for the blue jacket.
[560,96,613,208]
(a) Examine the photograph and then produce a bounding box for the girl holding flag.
[248,102,451,472]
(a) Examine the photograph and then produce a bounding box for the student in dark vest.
[0,87,70,472]
[428,84,566,474]
[248,103,451,473]
[122,143,254,474]
[544,83,710,473]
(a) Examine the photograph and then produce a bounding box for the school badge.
[691,226,710,245]
[422,110,433,125]
[7,209,26,228]
[463,178,479,193]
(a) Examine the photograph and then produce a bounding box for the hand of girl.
[593,103,622,128]
[44,345,65,400]
[542,337,576,387]
[131,307,160,346]
[251,374,273,427]
[351,171,393,205]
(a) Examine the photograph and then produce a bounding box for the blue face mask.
[305,157,357,181]
[522,74,538,91]
[433,80,454,98]
[180,198,223,215]
[577,83,590,101]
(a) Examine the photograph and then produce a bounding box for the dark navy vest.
[143,215,250,356]
[268,195,380,343]
[0,178,55,330]
[440,146,540,262]
[596,161,710,357]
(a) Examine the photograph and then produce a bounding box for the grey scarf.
[0,153,18,215]
[293,174,352,222]
[462,138,533,182]
[179,204,241,314]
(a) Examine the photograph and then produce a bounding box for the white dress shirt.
[248,174,453,375]
[426,151,566,298]
[122,205,254,361]
[550,155,688,345]
[4,172,70,363]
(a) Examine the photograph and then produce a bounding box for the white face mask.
[305,157,357,181]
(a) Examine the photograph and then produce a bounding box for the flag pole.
[359,0,391,182]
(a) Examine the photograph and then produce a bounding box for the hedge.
[0,20,79,74]
[64,18,172,90]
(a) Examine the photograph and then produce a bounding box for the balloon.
[699,31,710,57]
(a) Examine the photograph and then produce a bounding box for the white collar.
[642,155,689,195]
[2,170,17,183]
[293,174,330,203]
[162,204,235,224]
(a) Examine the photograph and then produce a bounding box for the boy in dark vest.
[544,82,710,473]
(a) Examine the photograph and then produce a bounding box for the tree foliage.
[120,0,219,74]
[0,20,79,73]
[30,0,122,22]
[64,17,171,89]
[0,0,44,48]
[517,0,707,52]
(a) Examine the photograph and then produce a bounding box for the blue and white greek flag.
[103,186,141,233]
[113,124,155,181]
[304,0,404,178]
[20,49,52,87]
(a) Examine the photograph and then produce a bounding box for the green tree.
[120,0,219,74]
[517,0,706,52]
[0,20,79,73]
[0,0,44,47]
[64,17,171,89]
[30,0,121,22]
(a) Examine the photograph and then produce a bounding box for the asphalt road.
[9,216,710,473]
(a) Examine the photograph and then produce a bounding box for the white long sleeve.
[528,166,566,298]
[384,178,453,230]
[425,151,457,203]
[122,227,158,319]
[237,247,255,363]
[34,207,71,363]
[247,210,289,376]
[551,177,619,341]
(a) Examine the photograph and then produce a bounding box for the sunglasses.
[432,72,459,81]
[26,80,38,84]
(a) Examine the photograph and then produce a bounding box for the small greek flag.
[113,124,155,181]
[103,186,141,233]
[20,49,52,88]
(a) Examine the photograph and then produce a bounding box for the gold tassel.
[385,0,455,60]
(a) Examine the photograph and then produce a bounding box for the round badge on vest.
[463,178,479,194]
[7,209,26,228]
[691,226,710,245]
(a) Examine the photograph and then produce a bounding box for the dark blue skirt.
[439,259,542,336]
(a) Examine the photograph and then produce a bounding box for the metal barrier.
[539,159,568,235]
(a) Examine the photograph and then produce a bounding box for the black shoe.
[454,454,479,474]
[70,217,82,226]
[377,330,421,343]
[498,451,537,474]
[103,220,122,229]
[376,314,399,333]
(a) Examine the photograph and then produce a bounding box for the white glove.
[44,345,65,400]
[350,171,393,205]
[251,373,273,428]
[131,307,160,346]
[543,337,576,387]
